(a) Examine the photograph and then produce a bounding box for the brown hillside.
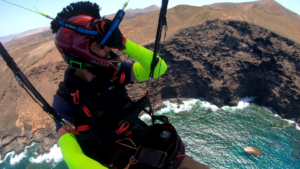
[105,5,159,20]
[120,5,300,45]
[126,5,160,14]
[205,0,300,23]
[0,27,50,42]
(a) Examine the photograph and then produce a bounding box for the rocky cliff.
[149,19,300,122]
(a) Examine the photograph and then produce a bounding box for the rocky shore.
[159,19,300,124]
[127,19,300,126]
[1,19,300,159]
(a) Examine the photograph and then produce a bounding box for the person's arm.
[93,20,167,82]
[58,127,108,169]
[123,39,167,82]
[53,95,107,169]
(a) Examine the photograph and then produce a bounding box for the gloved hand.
[90,19,126,50]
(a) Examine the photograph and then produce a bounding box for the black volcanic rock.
[126,19,300,128]
[140,19,300,125]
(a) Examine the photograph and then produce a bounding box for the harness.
[56,68,185,169]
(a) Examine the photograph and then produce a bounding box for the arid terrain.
[205,0,300,23]
[105,5,160,20]
[0,27,50,42]
[0,0,300,159]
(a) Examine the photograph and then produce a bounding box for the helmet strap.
[70,60,83,70]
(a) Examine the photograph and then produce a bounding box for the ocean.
[0,97,299,169]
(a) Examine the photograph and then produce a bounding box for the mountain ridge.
[120,4,300,45]
[204,0,300,23]
[104,5,160,20]
[0,27,50,43]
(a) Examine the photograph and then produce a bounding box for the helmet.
[52,2,121,70]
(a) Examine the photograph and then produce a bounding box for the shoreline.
[153,97,300,128]
[1,96,300,164]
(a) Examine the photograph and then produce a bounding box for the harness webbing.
[0,42,71,129]
[147,0,169,90]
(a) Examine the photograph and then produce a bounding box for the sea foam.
[0,142,63,167]
[140,99,200,120]
[221,96,257,111]
[29,144,63,164]
[271,109,300,131]
[142,96,256,118]
[0,142,36,165]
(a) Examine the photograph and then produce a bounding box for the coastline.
[1,96,300,167]
[153,97,300,129]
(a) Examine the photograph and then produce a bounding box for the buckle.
[70,60,82,70]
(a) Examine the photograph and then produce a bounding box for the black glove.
[90,19,126,50]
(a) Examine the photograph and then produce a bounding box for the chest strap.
[111,69,126,84]
[70,89,105,145]
[71,90,93,117]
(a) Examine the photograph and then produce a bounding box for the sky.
[0,0,299,37]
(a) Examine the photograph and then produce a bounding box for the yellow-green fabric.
[59,133,108,169]
[123,39,167,82]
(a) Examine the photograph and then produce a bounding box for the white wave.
[200,101,219,112]
[270,107,300,131]
[156,99,200,115]
[11,142,36,165]
[221,96,257,111]
[296,124,300,131]
[10,151,26,165]
[153,96,257,115]
[29,144,63,164]
[140,113,151,120]
[268,107,278,114]
[0,151,14,164]
[0,142,36,165]
[239,96,257,102]
[173,99,199,113]
[0,142,63,167]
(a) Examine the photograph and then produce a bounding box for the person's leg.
[177,155,210,169]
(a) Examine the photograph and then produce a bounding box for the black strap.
[77,134,97,141]
[152,115,169,124]
[55,16,99,36]
[90,115,104,145]
[128,97,152,116]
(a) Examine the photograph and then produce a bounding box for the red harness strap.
[119,72,125,84]
[66,127,80,135]
[112,69,120,81]
[71,90,93,118]
[146,90,151,98]
[125,131,133,136]
[71,90,79,105]
[116,122,130,135]
[76,125,90,132]
[82,106,92,117]
[176,154,185,158]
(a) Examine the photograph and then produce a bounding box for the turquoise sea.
[0,98,299,169]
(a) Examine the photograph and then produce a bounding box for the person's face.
[89,44,112,59]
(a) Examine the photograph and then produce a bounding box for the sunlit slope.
[206,0,300,23]
[120,5,300,45]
